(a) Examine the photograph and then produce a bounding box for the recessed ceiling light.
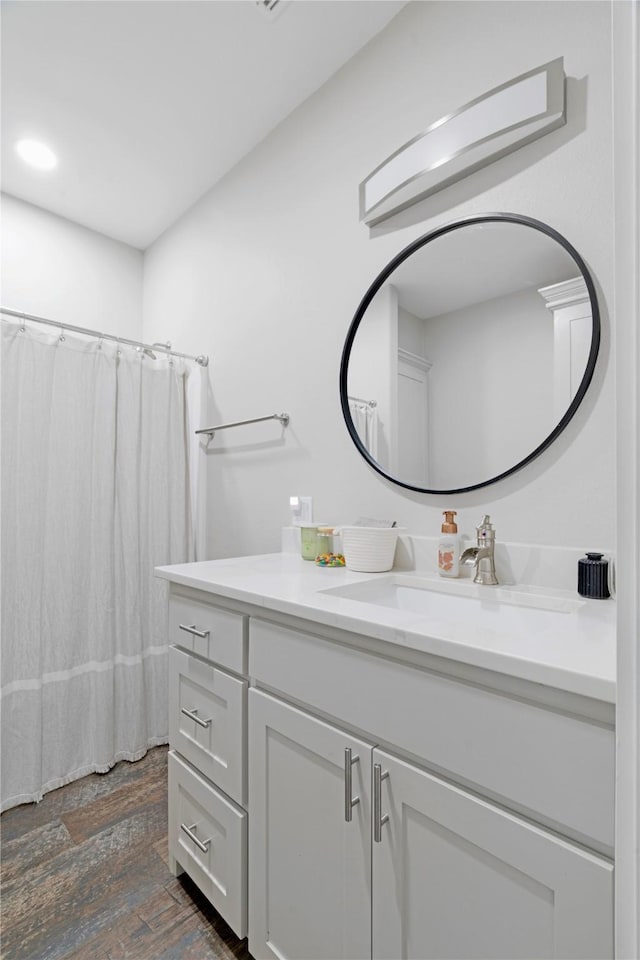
[15,139,58,171]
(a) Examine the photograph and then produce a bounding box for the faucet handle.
[477,515,495,542]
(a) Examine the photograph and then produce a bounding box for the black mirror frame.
[340,213,601,495]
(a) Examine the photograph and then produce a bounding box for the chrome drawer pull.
[181,706,211,729]
[373,763,389,843]
[179,623,210,640]
[344,747,360,822]
[180,822,211,853]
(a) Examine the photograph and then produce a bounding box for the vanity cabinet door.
[372,748,614,960]
[248,688,372,960]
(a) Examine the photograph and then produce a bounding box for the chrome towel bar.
[196,413,290,439]
[348,394,377,408]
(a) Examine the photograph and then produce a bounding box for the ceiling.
[1,0,406,250]
[388,221,578,318]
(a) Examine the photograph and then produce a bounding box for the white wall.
[143,0,614,557]
[612,2,640,953]
[1,194,143,338]
[398,305,426,357]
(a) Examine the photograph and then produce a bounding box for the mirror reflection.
[343,217,599,493]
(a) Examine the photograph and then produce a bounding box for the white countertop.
[156,553,616,704]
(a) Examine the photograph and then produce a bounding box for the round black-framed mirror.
[340,213,600,494]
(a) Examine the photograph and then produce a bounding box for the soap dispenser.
[438,511,461,578]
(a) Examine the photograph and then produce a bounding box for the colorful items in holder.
[315,553,346,567]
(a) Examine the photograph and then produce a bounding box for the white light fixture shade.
[15,138,58,171]
[360,58,566,226]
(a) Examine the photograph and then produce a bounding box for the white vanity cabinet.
[159,568,615,960]
[166,588,249,939]
[248,617,614,960]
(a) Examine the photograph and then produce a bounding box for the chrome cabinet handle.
[344,748,360,822]
[181,706,211,729]
[180,822,211,853]
[179,623,210,640]
[373,763,389,843]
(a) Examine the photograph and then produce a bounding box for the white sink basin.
[320,574,584,616]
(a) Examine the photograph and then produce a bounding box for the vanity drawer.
[168,750,247,939]
[170,593,247,675]
[169,646,247,805]
[249,618,614,850]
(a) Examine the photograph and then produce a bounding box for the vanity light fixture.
[15,138,58,171]
[360,58,566,227]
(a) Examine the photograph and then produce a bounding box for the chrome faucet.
[460,515,499,585]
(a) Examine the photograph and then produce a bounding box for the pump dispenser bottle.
[438,511,461,578]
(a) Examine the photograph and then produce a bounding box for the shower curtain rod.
[0,306,209,367]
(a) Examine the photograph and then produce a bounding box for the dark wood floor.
[0,746,252,960]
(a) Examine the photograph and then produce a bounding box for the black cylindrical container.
[578,553,610,599]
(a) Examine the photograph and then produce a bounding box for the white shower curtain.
[1,320,200,811]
